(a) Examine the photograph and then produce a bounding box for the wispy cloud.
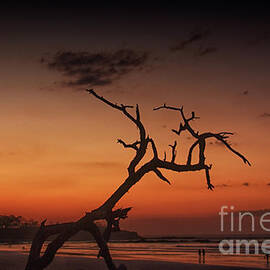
[259,112,270,118]
[170,29,217,57]
[170,29,210,51]
[215,183,231,188]
[41,49,149,88]
[196,46,218,56]
[242,182,249,187]
[209,141,237,147]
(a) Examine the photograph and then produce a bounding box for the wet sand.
[0,251,263,270]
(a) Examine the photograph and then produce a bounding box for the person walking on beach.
[198,249,201,263]
[202,249,206,264]
[265,254,269,266]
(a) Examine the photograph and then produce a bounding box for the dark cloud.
[196,46,218,56]
[267,183,270,186]
[170,29,218,58]
[170,29,210,52]
[242,182,249,187]
[209,140,237,147]
[259,112,270,118]
[242,90,249,95]
[216,183,231,188]
[41,49,149,88]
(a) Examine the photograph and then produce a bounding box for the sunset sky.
[1,3,270,235]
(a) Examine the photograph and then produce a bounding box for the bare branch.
[25,208,132,270]
[26,90,251,270]
[110,207,132,220]
[153,103,182,112]
[154,104,199,138]
[187,140,199,165]
[153,168,171,185]
[117,139,140,151]
[87,89,148,175]
[155,105,250,173]
[218,132,234,139]
[205,165,214,191]
[179,107,199,138]
[97,219,113,258]
[121,104,133,109]
[98,207,131,258]
[136,104,140,121]
[169,141,177,163]
[198,139,206,164]
[216,136,251,166]
[86,222,118,270]
[147,137,158,159]
[87,89,145,139]
[199,132,251,166]
[87,91,249,200]
[156,159,209,172]
[172,122,185,135]
[187,111,200,121]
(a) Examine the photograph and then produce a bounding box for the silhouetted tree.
[21,219,39,228]
[25,89,250,270]
[0,215,22,228]
[0,215,39,229]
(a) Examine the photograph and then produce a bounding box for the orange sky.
[0,6,270,235]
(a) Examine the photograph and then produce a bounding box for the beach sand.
[0,251,263,270]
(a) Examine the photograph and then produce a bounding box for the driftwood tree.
[25,89,250,270]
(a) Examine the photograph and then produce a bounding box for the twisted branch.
[26,90,250,270]
[117,139,140,151]
[169,141,177,163]
[153,103,251,190]
[153,169,171,185]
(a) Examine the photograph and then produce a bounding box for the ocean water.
[1,240,270,269]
